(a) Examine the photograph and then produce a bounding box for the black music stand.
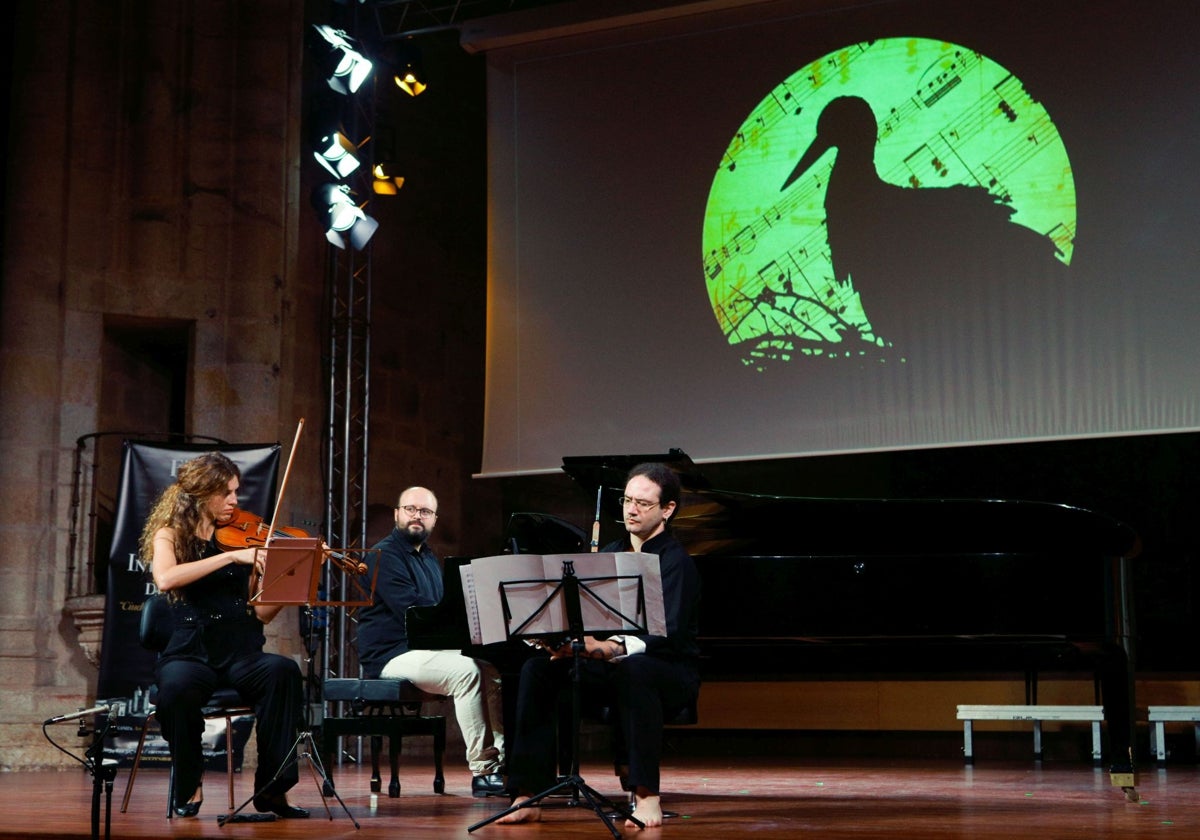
[468,559,650,839]
[219,540,376,828]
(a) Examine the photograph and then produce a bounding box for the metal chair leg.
[223,714,236,809]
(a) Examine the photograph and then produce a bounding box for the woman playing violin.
[141,451,307,819]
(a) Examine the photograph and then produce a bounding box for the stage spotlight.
[313,25,373,95]
[393,44,427,96]
[314,129,362,179]
[372,164,405,196]
[313,184,379,250]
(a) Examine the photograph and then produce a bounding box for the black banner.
[103,709,254,771]
[96,441,281,700]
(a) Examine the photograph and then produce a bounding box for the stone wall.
[0,0,499,771]
[0,0,314,770]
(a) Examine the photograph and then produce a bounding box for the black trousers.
[154,652,303,807]
[506,653,698,796]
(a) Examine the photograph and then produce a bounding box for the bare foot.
[626,792,663,828]
[495,797,542,824]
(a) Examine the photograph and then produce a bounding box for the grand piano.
[409,451,1142,798]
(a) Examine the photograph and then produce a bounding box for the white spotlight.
[313,25,373,95]
[313,183,378,250]
[314,130,362,179]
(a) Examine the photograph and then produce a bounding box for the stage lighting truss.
[314,183,379,251]
[313,25,374,95]
[314,129,363,179]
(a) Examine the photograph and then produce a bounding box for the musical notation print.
[703,38,1075,369]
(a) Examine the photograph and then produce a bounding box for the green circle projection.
[703,38,1075,368]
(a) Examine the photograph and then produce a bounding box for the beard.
[401,523,427,546]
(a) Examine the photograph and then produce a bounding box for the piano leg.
[1095,641,1139,801]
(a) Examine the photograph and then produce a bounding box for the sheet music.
[459,563,484,645]
[464,553,665,645]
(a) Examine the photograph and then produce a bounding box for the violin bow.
[259,418,367,591]
[265,417,305,547]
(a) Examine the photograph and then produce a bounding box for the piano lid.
[561,449,710,492]
[560,450,1141,561]
[504,512,588,555]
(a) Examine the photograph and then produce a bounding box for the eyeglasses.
[618,496,660,512]
[399,505,437,519]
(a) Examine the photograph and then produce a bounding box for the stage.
[2,753,1197,839]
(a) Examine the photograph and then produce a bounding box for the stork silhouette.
[781,95,1065,353]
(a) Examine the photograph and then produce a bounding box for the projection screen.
[476,0,1200,477]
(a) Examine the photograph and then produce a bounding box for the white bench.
[1146,706,1200,765]
[956,704,1105,764]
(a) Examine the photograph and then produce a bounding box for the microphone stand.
[83,711,117,840]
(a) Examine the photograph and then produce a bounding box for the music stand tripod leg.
[218,729,360,829]
[469,637,644,839]
[223,543,367,826]
[468,773,641,839]
[562,636,643,834]
[471,559,651,837]
[296,731,361,827]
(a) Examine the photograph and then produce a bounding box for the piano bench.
[1147,706,1200,766]
[956,704,1105,765]
[321,678,448,797]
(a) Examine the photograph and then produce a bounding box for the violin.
[215,507,310,550]
[218,420,368,588]
[217,506,368,576]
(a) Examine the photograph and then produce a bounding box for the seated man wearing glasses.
[499,463,702,828]
[356,486,506,797]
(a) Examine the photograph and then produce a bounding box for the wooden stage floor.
[2,754,1198,839]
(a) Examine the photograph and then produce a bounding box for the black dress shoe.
[471,772,506,798]
[173,785,203,818]
[253,795,310,819]
[172,800,202,818]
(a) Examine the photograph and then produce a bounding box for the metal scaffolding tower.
[322,234,372,693]
[316,5,377,703]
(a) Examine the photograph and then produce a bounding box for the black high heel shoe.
[173,785,203,818]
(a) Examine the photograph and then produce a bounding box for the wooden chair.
[118,594,256,818]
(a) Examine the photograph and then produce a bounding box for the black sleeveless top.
[159,535,266,671]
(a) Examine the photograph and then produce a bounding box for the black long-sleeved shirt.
[355,528,443,678]
[601,529,701,666]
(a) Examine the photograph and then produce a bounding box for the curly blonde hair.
[139,452,240,570]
